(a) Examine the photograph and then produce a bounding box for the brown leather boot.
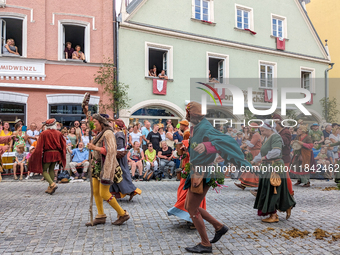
[302,182,310,187]
[45,185,52,194]
[286,207,292,220]
[85,215,107,226]
[234,183,245,190]
[262,213,279,223]
[112,210,130,225]
[46,183,58,195]
[294,180,301,186]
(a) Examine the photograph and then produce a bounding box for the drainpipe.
[113,0,119,118]
[325,63,335,121]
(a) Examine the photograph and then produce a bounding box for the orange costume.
[167,139,206,222]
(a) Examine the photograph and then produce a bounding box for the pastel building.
[118,0,332,126]
[0,0,114,126]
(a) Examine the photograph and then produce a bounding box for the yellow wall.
[307,0,340,114]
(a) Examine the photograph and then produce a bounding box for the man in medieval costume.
[28,119,66,194]
[183,102,252,254]
[86,114,130,226]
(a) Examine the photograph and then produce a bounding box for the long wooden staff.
[82,93,94,226]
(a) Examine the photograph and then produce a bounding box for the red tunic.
[28,129,66,174]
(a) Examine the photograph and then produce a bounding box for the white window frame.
[300,67,315,93]
[145,42,173,80]
[259,60,277,89]
[0,13,27,57]
[58,19,91,62]
[235,4,254,31]
[271,14,287,38]
[206,52,229,84]
[192,0,214,22]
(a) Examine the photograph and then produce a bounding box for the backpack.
[57,170,70,181]
[143,169,154,181]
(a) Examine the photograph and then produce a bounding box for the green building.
[118,0,331,127]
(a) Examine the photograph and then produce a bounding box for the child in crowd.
[13,144,26,180]
[25,146,35,179]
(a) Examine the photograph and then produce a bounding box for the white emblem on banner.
[267,90,272,101]
[157,80,164,92]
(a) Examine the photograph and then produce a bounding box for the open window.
[59,21,90,62]
[0,17,23,56]
[145,42,173,79]
[148,48,168,77]
[207,52,228,84]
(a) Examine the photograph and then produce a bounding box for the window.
[145,42,173,79]
[192,0,214,22]
[271,14,287,38]
[0,17,24,56]
[235,5,253,30]
[300,67,315,93]
[49,104,97,127]
[195,0,209,21]
[259,61,277,88]
[58,21,90,62]
[0,101,26,124]
[207,52,229,84]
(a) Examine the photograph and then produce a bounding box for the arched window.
[131,106,180,127]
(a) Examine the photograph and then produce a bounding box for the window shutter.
[210,0,214,22]
[192,0,195,19]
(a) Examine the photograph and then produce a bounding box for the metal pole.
[325,63,335,121]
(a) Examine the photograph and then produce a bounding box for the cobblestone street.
[0,179,339,255]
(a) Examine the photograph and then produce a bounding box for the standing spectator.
[322,124,332,140]
[82,128,90,147]
[13,144,26,180]
[242,126,250,140]
[81,122,87,135]
[129,124,143,146]
[64,42,74,59]
[157,141,175,180]
[68,127,78,148]
[26,123,39,152]
[226,126,235,137]
[147,124,162,152]
[62,130,72,173]
[25,146,35,179]
[0,122,13,172]
[159,125,166,141]
[165,124,174,148]
[332,123,339,129]
[329,127,340,162]
[127,141,144,181]
[127,126,133,149]
[13,123,27,152]
[309,123,324,149]
[165,119,173,131]
[145,143,158,172]
[74,121,82,142]
[137,122,142,131]
[67,142,89,180]
[235,132,243,146]
[173,120,189,143]
[141,121,152,151]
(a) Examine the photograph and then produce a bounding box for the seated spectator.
[13,144,26,180]
[82,128,90,147]
[64,42,74,59]
[72,45,86,62]
[158,70,168,80]
[145,142,158,172]
[157,141,175,180]
[127,141,144,181]
[149,65,157,77]
[159,125,166,141]
[25,146,35,179]
[67,142,89,180]
[3,39,20,56]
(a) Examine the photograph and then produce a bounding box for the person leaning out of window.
[158,70,168,80]
[72,45,87,63]
[3,39,20,56]
[64,42,74,59]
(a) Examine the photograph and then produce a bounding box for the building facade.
[118,0,331,127]
[0,0,114,127]
[306,0,340,116]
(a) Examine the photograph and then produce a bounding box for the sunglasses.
[148,145,153,147]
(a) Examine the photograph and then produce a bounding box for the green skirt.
[254,170,296,215]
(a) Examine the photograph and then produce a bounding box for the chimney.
[301,0,307,11]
